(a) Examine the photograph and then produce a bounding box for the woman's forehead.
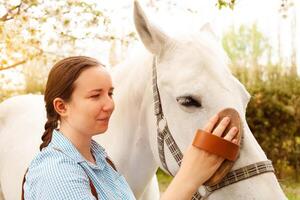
[74,67,112,92]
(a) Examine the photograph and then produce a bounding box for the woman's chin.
[95,125,109,134]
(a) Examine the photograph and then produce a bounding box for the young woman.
[23,56,238,200]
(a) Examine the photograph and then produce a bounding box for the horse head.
[133,1,287,199]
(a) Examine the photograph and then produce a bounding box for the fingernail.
[224,117,230,122]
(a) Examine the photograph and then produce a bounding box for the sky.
[113,0,299,67]
[82,0,300,72]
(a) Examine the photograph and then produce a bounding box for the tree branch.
[0,59,26,71]
[0,1,27,22]
[0,48,43,71]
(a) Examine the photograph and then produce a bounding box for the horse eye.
[176,96,202,108]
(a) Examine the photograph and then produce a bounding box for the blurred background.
[0,0,299,199]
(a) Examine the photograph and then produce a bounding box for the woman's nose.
[102,95,115,112]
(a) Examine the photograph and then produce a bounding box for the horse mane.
[112,45,153,104]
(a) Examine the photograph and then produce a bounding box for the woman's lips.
[97,117,110,122]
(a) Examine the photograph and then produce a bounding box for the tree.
[0,0,138,94]
[222,24,272,84]
[278,0,298,77]
[0,0,108,71]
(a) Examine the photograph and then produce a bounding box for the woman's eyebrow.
[88,89,103,93]
[89,87,114,93]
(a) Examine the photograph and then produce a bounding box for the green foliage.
[0,88,25,102]
[222,24,272,70]
[216,0,236,10]
[0,0,110,71]
[244,69,300,179]
[281,180,300,200]
[223,24,300,180]
[156,169,173,193]
[0,0,139,100]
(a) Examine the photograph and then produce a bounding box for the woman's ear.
[53,98,68,117]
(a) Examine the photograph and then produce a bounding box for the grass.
[280,180,300,200]
[156,169,300,199]
[156,169,173,192]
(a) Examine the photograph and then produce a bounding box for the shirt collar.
[49,129,107,170]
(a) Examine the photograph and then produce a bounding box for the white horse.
[0,2,287,200]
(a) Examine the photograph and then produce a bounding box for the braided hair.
[40,56,103,151]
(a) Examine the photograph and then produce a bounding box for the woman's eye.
[91,94,100,98]
[109,92,114,97]
[176,96,202,108]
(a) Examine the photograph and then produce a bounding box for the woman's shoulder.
[24,147,95,200]
[27,145,87,179]
[29,145,73,165]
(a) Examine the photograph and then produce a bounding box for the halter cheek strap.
[152,56,203,199]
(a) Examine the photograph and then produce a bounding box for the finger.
[212,117,230,137]
[203,114,219,133]
[232,139,238,144]
[223,127,238,141]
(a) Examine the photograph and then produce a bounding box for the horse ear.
[133,1,169,55]
[200,22,219,41]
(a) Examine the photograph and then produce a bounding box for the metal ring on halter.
[198,186,212,200]
[158,117,167,132]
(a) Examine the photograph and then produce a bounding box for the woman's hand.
[178,114,238,189]
[161,114,238,200]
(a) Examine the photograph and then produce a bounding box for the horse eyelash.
[176,96,202,107]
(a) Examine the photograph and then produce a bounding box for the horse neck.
[234,119,267,169]
[103,50,159,197]
[209,118,287,199]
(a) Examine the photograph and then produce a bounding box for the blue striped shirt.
[24,129,136,200]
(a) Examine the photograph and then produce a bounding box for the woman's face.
[63,66,115,136]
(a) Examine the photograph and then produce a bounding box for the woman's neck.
[58,123,96,164]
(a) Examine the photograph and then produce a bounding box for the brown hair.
[40,56,103,151]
